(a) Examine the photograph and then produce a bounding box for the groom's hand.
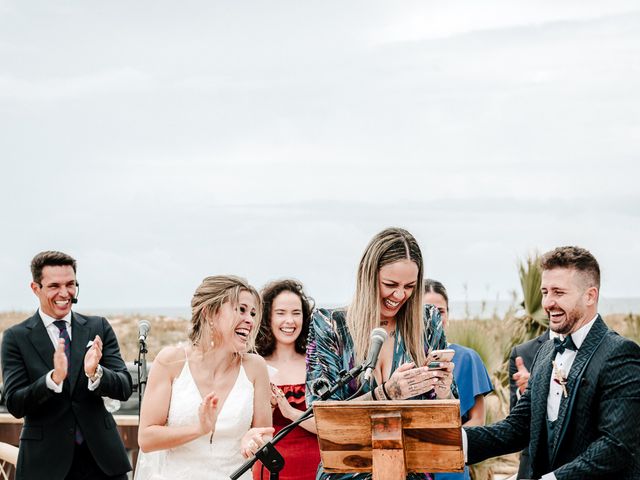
[84,335,103,377]
[513,356,530,394]
[52,338,68,384]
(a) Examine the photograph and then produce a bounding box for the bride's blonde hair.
[189,275,261,352]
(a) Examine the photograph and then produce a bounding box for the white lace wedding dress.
[135,355,254,480]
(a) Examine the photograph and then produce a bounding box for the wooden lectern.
[313,400,464,480]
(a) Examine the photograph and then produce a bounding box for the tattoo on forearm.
[387,380,402,400]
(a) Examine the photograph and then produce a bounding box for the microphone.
[363,327,388,383]
[138,320,151,343]
[71,282,79,304]
[310,377,331,398]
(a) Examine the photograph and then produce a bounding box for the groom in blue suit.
[464,246,640,479]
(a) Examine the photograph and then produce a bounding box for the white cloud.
[1,1,638,311]
[369,1,640,45]
[0,68,152,101]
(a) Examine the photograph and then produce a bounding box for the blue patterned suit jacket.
[466,316,640,479]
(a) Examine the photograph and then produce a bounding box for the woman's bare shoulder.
[153,344,188,375]
[242,353,268,378]
[243,352,267,367]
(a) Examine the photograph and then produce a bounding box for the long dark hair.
[255,279,314,357]
[424,278,449,311]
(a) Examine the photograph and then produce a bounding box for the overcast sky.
[1,1,639,313]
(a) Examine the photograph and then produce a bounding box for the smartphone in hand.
[426,349,455,368]
[427,361,445,370]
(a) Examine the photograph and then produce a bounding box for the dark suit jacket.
[509,331,550,411]
[1,311,133,480]
[509,331,550,479]
[466,316,640,479]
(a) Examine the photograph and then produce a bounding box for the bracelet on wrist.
[381,381,391,400]
[371,385,379,400]
[376,385,386,400]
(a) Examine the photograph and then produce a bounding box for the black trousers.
[65,442,128,480]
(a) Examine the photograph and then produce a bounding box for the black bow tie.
[553,335,577,355]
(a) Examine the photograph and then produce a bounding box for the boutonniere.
[552,361,568,398]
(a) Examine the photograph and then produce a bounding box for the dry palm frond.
[494,253,549,390]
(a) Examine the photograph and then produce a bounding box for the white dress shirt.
[40,308,101,392]
[546,315,597,421]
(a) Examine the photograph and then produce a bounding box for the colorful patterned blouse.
[305,304,455,480]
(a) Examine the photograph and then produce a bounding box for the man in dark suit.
[509,330,550,479]
[1,251,133,479]
[464,246,640,479]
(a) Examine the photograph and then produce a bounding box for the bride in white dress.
[136,275,274,480]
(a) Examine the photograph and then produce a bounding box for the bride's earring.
[209,322,215,348]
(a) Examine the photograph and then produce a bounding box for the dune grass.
[2,309,638,479]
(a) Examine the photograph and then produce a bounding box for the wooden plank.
[0,416,21,426]
[315,401,460,431]
[371,412,405,480]
[371,412,403,450]
[0,413,139,427]
[404,427,462,449]
[321,451,371,473]
[315,401,460,451]
[372,449,405,480]
[314,400,463,474]
[113,415,139,426]
[406,450,464,472]
[320,448,464,473]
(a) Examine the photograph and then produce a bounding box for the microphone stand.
[229,362,367,480]
[135,337,148,416]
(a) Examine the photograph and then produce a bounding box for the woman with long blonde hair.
[306,228,456,480]
[136,275,273,480]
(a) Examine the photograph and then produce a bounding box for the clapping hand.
[271,384,299,421]
[84,335,103,377]
[52,338,68,385]
[269,383,279,410]
[197,392,220,437]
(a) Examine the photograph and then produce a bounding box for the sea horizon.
[4,296,637,321]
